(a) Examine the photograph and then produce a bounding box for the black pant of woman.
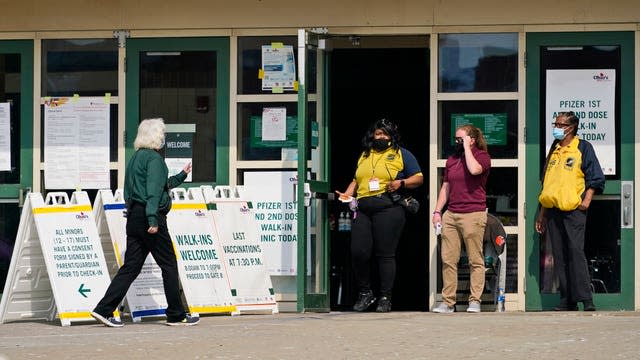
[351,194,406,301]
[92,203,186,322]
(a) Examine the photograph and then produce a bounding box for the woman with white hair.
[91,118,198,327]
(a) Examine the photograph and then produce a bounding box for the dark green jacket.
[124,148,187,226]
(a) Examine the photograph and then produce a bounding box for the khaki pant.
[440,210,487,306]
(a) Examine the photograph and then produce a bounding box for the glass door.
[0,40,33,295]
[525,32,635,310]
[296,29,330,312]
[125,38,230,185]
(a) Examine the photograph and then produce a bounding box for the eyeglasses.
[551,122,572,129]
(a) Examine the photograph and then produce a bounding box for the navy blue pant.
[546,207,592,303]
[350,194,406,298]
[93,203,186,322]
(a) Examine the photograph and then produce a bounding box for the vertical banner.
[243,171,298,275]
[165,124,195,182]
[546,69,616,174]
[33,191,113,326]
[44,96,110,189]
[0,102,10,171]
[93,190,168,321]
[203,186,278,313]
[166,188,236,316]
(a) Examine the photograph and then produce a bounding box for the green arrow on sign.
[78,283,91,298]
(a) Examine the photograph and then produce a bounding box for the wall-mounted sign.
[546,69,616,175]
[165,124,195,182]
[451,113,507,146]
[44,96,110,189]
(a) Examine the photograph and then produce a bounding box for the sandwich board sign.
[202,185,277,314]
[166,188,237,316]
[93,189,168,321]
[0,191,114,326]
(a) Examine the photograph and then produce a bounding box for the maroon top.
[443,147,491,213]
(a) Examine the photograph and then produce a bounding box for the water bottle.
[338,212,346,232]
[497,287,505,312]
[344,212,352,232]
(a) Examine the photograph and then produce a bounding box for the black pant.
[546,207,592,303]
[93,204,186,322]
[350,194,406,298]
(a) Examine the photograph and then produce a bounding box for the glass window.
[438,33,517,92]
[540,199,620,294]
[40,104,118,162]
[238,36,315,94]
[0,203,21,292]
[540,45,621,180]
[486,168,518,226]
[439,100,517,159]
[42,39,118,96]
[238,102,308,161]
[0,53,21,184]
[139,50,217,183]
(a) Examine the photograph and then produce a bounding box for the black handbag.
[389,192,420,214]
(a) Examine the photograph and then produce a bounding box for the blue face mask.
[552,127,566,140]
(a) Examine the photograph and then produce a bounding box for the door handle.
[621,181,633,229]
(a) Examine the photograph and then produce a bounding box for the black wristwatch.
[400,180,405,188]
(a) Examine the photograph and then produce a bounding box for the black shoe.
[91,311,124,327]
[353,291,376,312]
[553,302,578,311]
[583,299,596,312]
[166,314,200,326]
[376,296,392,312]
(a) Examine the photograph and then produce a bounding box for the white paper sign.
[546,69,616,174]
[44,96,110,189]
[261,45,296,90]
[243,171,298,275]
[261,107,287,141]
[0,102,10,171]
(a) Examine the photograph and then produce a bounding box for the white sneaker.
[432,302,454,313]
[467,301,481,313]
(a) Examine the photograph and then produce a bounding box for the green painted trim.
[125,37,230,185]
[296,81,308,312]
[525,31,635,311]
[0,40,33,199]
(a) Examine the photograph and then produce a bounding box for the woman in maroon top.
[431,124,491,313]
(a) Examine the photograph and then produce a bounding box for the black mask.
[372,139,391,151]
[454,143,464,154]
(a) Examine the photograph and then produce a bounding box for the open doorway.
[328,36,430,311]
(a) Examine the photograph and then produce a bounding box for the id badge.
[368,177,380,191]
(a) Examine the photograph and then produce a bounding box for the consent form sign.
[93,189,168,321]
[546,69,615,174]
[166,188,236,316]
[33,191,113,326]
[203,186,277,313]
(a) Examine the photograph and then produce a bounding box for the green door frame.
[124,37,230,185]
[296,29,330,312]
[0,40,33,200]
[525,31,635,310]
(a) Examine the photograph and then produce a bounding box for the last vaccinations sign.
[546,69,616,175]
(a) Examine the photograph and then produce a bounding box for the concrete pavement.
[1,310,639,359]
